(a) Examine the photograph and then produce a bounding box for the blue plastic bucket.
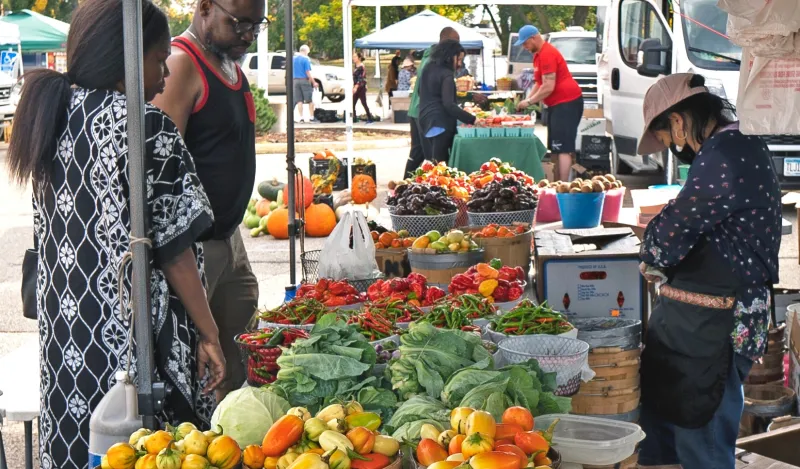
[556,192,606,229]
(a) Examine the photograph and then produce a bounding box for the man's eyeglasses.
[211,0,270,36]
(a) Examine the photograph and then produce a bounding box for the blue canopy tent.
[354,9,486,51]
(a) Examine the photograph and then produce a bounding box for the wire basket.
[235,328,310,387]
[499,335,591,396]
[468,209,537,226]
[300,250,384,293]
[573,318,642,350]
[390,212,458,237]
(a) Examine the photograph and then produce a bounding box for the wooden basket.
[496,78,514,91]
[464,224,533,272]
[456,77,474,92]
[746,350,786,384]
[571,387,641,415]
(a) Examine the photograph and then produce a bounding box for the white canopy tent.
[340,0,610,185]
[355,10,488,50]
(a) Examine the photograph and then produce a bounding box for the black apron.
[641,238,739,429]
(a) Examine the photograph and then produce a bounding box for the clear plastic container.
[534,414,645,466]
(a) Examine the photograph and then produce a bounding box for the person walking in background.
[417,40,476,162]
[353,52,373,124]
[515,25,584,182]
[397,56,416,91]
[153,0,264,402]
[385,50,401,98]
[6,0,225,466]
[292,45,318,123]
[405,27,460,177]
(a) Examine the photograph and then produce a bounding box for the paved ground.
[1,141,799,468]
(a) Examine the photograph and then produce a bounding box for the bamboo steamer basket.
[746,325,786,385]
[465,224,533,272]
[739,384,797,437]
[574,346,641,416]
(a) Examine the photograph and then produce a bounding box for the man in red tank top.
[515,25,584,182]
[153,0,266,401]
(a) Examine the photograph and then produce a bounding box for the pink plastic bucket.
[601,187,626,222]
[536,188,561,223]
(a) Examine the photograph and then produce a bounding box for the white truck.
[508,26,600,104]
[598,0,800,186]
[241,52,347,103]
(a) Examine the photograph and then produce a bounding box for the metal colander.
[499,335,591,396]
[467,209,537,226]
[390,212,458,237]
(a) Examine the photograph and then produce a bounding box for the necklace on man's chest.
[186,29,237,83]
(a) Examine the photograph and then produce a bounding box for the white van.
[598,0,800,186]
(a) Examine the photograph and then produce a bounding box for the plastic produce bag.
[312,88,323,107]
[317,210,381,280]
[738,48,800,135]
[722,0,800,57]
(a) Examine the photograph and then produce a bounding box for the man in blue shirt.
[293,44,318,123]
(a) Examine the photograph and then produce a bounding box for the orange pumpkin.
[352,174,377,205]
[325,149,336,157]
[282,174,314,210]
[242,444,266,469]
[266,207,295,239]
[255,199,271,218]
[304,203,337,237]
[206,435,242,469]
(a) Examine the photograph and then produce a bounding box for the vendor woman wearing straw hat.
[637,73,780,469]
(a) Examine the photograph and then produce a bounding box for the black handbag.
[21,234,37,320]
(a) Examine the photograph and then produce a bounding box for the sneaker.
[365,120,374,125]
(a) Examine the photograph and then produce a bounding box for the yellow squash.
[316,404,345,422]
[437,430,457,448]
[371,435,399,457]
[461,433,494,459]
[129,429,153,446]
[287,407,312,422]
[345,427,375,455]
[172,422,198,441]
[276,453,299,469]
[180,454,211,469]
[327,449,351,469]
[145,430,175,455]
[303,418,328,442]
[419,424,441,442]
[344,412,381,432]
[242,445,267,469]
[262,456,279,469]
[466,411,497,439]
[101,455,113,469]
[344,401,363,416]
[106,442,138,469]
[207,435,242,469]
[156,442,182,469]
[134,454,158,469]
[450,407,474,434]
[285,452,328,469]
[181,430,209,456]
[319,430,354,453]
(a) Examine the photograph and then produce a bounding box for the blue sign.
[1,51,18,74]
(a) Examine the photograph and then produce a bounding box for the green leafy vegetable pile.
[442,360,571,420]
[389,322,492,400]
[268,313,396,416]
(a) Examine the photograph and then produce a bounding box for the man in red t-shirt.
[515,25,584,181]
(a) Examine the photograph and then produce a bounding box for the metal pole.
[122,0,157,429]
[258,0,269,96]
[343,1,354,190]
[373,6,381,78]
[285,0,297,289]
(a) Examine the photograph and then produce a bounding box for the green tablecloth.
[448,135,547,180]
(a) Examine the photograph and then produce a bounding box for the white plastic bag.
[738,47,800,135]
[312,88,323,107]
[317,210,380,280]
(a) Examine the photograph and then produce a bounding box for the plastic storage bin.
[534,414,645,466]
[556,192,606,229]
[601,187,626,223]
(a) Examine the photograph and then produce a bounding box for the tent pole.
[344,1,354,190]
[122,0,159,429]
[286,0,297,290]
[373,6,381,78]
[258,0,269,96]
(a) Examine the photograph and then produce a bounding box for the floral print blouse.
[354,64,367,89]
[640,124,781,360]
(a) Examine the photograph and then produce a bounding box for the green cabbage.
[210,386,291,447]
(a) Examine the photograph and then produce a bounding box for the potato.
[537,179,550,188]
[615,180,623,189]
[569,187,582,194]
[603,181,613,191]
[605,174,617,183]
[591,180,605,193]
[569,180,581,189]
[580,184,593,193]
[557,183,570,193]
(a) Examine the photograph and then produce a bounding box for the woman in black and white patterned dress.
[5,1,226,468]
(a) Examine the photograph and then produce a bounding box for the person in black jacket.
[417,40,476,162]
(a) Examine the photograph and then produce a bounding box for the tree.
[490,5,597,53]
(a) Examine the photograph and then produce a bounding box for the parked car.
[241,52,346,103]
